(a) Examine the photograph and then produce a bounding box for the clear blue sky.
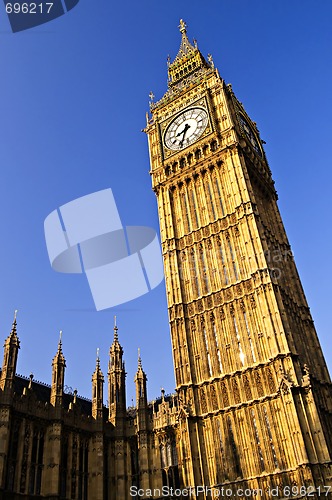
[0,1,331,405]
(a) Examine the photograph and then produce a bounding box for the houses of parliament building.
[0,20,332,500]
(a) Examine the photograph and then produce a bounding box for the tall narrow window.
[251,410,265,471]
[60,436,68,498]
[172,441,178,466]
[216,419,224,458]
[233,316,245,366]
[203,328,212,376]
[200,247,210,293]
[228,240,239,280]
[213,324,223,373]
[167,442,172,465]
[215,177,225,216]
[219,245,229,285]
[227,417,241,477]
[263,407,279,468]
[182,191,191,231]
[6,419,21,492]
[191,190,199,228]
[191,250,201,297]
[29,431,38,494]
[207,181,217,220]
[161,445,166,468]
[243,312,256,362]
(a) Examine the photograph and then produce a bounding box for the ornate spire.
[92,346,104,419]
[173,19,196,61]
[54,330,65,363]
[113,316,118,342]
[51,331,66,406]
[167,20,211,88]
[10,309,18,338]
[0,311,20,391]
[135,348,147,409]
[94,347,103,375]
[108,317,126,424]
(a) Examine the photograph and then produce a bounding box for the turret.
[50,331,66,407]
[108,318,126,425]
[0,311,20,392]
[92,348,104,420]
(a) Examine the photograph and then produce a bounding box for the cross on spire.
[179,19,187,34]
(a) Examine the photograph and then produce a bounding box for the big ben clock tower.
[145,21,332,499]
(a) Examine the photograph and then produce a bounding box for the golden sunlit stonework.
[0,20,331,500]
[145,19,332,499]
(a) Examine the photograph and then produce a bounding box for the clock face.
[164,107,209,151]
[239,115,262,157]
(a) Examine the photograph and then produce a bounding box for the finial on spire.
[208,53,214,69]
[57,330,63,350]
[179,19,187,34]
[96,347,100,368]
[113,316,118,341]
[138,347,142,368]
[10,309,18,335]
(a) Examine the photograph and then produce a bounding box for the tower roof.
[173,19,196,61]
[167,19,210,88]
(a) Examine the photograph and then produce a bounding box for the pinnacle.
[10,309,18,337]
[173,19,196,63]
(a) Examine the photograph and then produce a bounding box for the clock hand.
[179,127,190,147]
[176,123,191,138]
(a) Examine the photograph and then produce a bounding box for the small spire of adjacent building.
[92,347,104,420]
[108,319,126,425]
[113,316,118,342]
[138,347,142,369]
[54,330,65,363]
[50,331,66,407]
[135,349,147,408]
[0,311,20,392]
[10,309,18,337]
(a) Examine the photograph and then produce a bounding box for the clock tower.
[145,20,332,498]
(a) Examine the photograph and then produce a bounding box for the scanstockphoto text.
[167,247,294,283]
[129,485,332,497]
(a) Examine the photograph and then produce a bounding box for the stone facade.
[0,320,180,499]
[0,20,332,500]
[145,19,332,500]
